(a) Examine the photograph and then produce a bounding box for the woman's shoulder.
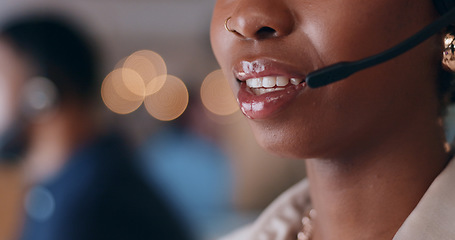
[220,179,311,240]
[393,157,455,240]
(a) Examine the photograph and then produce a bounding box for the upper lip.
[233,58,307,81]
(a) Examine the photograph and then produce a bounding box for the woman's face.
[211,0,442,159]
[0,39,28,135]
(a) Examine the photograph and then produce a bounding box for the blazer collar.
[394,157,455,240]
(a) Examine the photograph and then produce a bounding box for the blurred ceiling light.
[123,50,167,96]
[201,69,239,116]
[144,75,188,121]
[101,68,145,114]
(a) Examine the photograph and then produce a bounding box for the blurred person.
[140,93,235,239]
[0,14,191,240]
[211,0,455,239]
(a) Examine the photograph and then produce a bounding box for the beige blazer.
[221,159,455,240]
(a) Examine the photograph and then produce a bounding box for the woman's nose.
[226,0,295,40]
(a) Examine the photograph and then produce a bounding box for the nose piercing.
[224,17,236,33]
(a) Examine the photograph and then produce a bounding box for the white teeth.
[245,76,304,95]
[252,87,286,95]
[262,76,276,88]
[252,89,264,95]
[276,76,289,87]
[246,78,262,88]
[290,78,302,85]
[268,87,285,92]
[246,76,303,88]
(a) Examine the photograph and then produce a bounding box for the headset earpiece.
[21,76,58,118]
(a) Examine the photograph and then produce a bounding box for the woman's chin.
[250,125,313,160]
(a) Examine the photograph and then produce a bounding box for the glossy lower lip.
[238,82,306,119]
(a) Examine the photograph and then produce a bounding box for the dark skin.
[211,0,450,239]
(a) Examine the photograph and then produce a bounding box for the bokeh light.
[144,75,189,121]
[123,50,167,95]
[201,69,239,116]
[101,68,145,114]
[102,49,170,115]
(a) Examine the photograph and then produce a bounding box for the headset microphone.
[306,7,455,88]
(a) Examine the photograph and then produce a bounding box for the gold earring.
[224,17,236,33]
[443,33,455,71]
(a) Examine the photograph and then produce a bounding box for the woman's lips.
[238,80,306,119]
[233,59,308,119]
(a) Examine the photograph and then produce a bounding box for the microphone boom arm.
[306,8,455,88]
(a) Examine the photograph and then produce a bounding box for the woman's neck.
[305,120,450,240]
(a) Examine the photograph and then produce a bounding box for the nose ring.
[224,17,236,33]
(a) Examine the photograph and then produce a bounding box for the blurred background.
[1,1,455,240]
[0,0,308,240]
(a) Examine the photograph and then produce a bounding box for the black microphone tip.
[306,62,355,88]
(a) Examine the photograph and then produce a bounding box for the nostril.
[256,26,278,39]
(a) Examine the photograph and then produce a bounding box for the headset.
[0,15,95,163]
[306,0,455,88]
